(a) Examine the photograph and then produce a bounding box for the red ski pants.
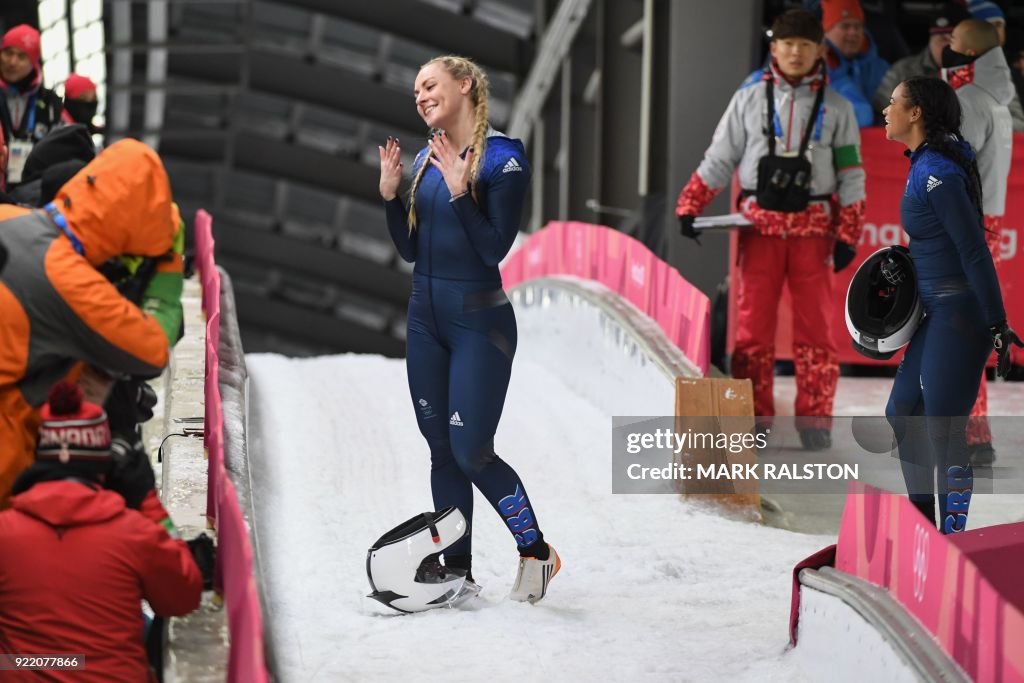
[732,232,838,428]
[966,216,1003,446]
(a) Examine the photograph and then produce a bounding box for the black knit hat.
[931,2,971,35]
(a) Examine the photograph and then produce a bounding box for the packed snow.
[248,355,833,683]
[245,288,1024,682]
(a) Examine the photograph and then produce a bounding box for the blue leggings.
[405,274,544,558]
[886,284,990,534]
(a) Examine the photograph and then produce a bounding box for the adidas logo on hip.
[502,157,523,174]
[926,175,943,192]
[450,411,464,427]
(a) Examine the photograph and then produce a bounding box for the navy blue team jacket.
[384,134,530,280]
[900,141,1005,327]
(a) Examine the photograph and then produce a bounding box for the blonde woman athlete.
[379,55,559,604]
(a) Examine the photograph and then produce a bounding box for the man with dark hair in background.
[944,18,1015,466]
[676,9,865,450]
[873,2,970,114]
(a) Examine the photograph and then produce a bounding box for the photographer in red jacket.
[0,381,202,682]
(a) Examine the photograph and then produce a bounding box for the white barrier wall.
[511,276,699,418]
[795,588,920,683]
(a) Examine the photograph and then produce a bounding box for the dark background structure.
[2,0,1019,358]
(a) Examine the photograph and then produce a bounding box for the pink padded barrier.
[501,222,711,375]
[218,477,270,683]
[193,210,211,271]
[204,312,221,528]
[521,225,551,281]
[651,260,679,336]
[623,239,654,315]
[502,247,523,284]
[563,221,596,280]
[206,270,221,349]
[202,265,219,320]
[193,209,271,681]
[832,484,1024,682]
[596,228,627,294]
[194,210,218,316]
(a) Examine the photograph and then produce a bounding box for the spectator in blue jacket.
[822,0,890,126]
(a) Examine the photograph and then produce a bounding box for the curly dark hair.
[901,76,985,229]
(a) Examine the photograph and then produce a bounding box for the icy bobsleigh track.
[206,274,972,682]
[796,567,968,683]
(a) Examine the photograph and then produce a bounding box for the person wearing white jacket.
[676,9,866,450]
[942,18,1015,466]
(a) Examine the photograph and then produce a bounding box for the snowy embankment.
[247,283,831,682]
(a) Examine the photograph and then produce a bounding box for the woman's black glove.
[833,241,857,273]
[990,321,1024,379]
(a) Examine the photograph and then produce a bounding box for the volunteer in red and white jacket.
[0,382,202,683]
[676,9,866,449]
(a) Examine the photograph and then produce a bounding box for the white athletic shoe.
[509,545,561,603]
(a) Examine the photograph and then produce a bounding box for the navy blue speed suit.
[886,141,1005,534]
[384,133,545,560]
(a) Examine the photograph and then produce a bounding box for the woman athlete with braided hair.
[379,55,559,604]
[882,76,1022,534]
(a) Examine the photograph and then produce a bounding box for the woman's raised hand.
[379,136,402,201]
[428,131,473,198]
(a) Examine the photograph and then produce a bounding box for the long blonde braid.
[407,55,491,231]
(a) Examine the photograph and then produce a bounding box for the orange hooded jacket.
[0,138,175,507]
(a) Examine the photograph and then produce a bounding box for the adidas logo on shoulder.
[450,411,464,427]
[926,175,943,193]
[502,157,523,174]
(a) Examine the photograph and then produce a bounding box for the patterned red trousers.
[966,216,1002,446]
[732,232,838,430]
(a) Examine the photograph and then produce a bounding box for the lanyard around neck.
[9,92,38,136]
[44,202,85,256]
[765,70,825,156]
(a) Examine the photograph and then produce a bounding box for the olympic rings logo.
[912,524,929,603]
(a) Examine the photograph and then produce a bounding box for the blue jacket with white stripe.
[900,141,1005,326]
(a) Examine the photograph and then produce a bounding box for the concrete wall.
[535,0,765,299]
[664,0,764,297]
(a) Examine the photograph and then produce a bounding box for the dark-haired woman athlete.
[882,76,1022,534]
